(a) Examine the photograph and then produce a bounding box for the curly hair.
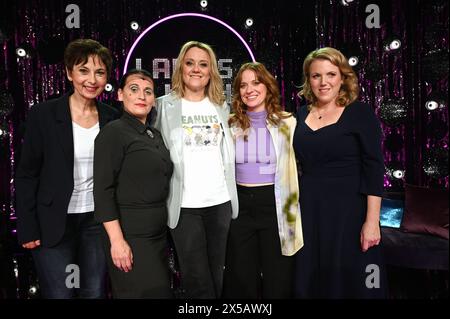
[171,41,225,106]
[229,62,291,140]
[298,47,359,109]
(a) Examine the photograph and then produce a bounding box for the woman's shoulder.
[345,101,381,130]
[219,99,229,108]
[97,119,124,137]
[346,100,372,111]
[31,93,66,111]
[156,92,181,112]
[296,104,309,115]
[346,101,376,118]
[156,92,178,103]
[288,104,308,123]
[97,101,119,117]
[25,95,68,124]
[280,110,294,117]
[279,111,296,125]
[156,93,169,102]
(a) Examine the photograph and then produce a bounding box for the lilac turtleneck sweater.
[235,110,276,184]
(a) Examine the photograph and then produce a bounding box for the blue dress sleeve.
[355,103,384,196]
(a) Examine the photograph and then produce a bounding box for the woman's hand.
[110,239,133,272]
[360,221,381,252]
[22,240,41,249]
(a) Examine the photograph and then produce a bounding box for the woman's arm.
[103,220,133,272]
[15,107,43,247]
[360,195,382,252]
[93,124,132,271]
[355,103,384,252]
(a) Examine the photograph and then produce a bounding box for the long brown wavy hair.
[229,62,291,138]
[298,47,359,109]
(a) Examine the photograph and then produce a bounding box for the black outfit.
[171,201,232,299]
[223,185,294,299]
[293,101,387,299]
[94,111,173,298]
[16,92,118,247]
[15,92,117,298]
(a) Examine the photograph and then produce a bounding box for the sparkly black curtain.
[0,0,448,298]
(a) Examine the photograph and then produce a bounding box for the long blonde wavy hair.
[171,41,225,106]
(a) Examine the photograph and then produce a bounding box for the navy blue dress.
[293,101,387,298]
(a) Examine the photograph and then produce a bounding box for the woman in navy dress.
[293,47,387,298]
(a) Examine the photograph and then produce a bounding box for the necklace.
[314,106,335,120]
[315,108,325,120]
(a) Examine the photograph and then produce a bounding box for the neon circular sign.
[123,13,256,102]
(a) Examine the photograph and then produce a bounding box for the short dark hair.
[64,39,113,77]
[119,69,154,89]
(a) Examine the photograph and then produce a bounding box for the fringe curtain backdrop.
[0,0,448,239]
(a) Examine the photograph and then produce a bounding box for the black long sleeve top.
[93,111,173,223]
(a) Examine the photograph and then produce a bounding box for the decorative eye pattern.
[348,56,359,67]
[340,0,355,6]
[392,170,405,179]
[105,83,114,92]
[425,101,439,111]
[384,38,402,52]
[130,21,140,31]
[16,48,27,57]
[389,39,401,50]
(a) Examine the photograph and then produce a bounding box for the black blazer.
[15,92,118,247]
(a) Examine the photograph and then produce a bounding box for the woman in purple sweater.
[223,62,303,298]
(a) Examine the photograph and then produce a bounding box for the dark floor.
[1,252,448,299]
[386,265,448,299]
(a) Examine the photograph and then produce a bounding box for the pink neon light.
[123,12,256,73]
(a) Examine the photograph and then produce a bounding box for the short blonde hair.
[299,47,359,108]
[171,41,225,106]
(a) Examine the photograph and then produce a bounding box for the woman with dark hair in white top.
[16,39,117,298]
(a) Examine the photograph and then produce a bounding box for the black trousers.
[223,185,294,299]
[171,201,232,299]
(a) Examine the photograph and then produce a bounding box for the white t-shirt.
[67,121,99,214]
[181,97,230,208]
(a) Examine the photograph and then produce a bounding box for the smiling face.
[239,69,267,112]
[118,74,154,123]
[308,59,343,107]
[66,55,107,101]
[182,46,211,96]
